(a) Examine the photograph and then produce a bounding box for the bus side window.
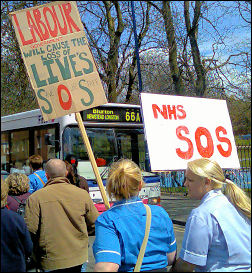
[1,132,10,172]
[35,127,58,160]
[9,130,29,174]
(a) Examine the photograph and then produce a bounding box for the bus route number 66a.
[125,110,141,122]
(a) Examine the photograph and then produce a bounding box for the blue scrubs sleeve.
[93,215,121,265]
[179,214,211,266]
[166,215,177,253]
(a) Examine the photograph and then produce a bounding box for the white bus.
[1,103,161,213]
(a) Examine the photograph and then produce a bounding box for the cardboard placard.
[10,1,110,210]
[140,93,240,171]
[10,1,107,121]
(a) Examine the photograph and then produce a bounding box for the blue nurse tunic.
[93,196,176,272]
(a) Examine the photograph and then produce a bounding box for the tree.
[1,1,50,116]
[149,1,185,95]
[148,1,251,99]
[184,1,206,97]
[227,95,251,135]
[140,49,174,94]
[1,0,251,122]
[192,1,251,98]
[101,1,124,101]
[78,1,155,103]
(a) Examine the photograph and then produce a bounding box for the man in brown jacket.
[25,159,99,271]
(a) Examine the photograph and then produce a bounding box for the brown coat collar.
[44,177,71,187]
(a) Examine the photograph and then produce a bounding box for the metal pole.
[131,1,143,93]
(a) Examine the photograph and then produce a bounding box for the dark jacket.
[7,192,31,212]
[78,175,89,193]
[1,207,33,272]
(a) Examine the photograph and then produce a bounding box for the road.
[160,193,200,225]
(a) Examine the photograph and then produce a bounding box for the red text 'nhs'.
[152,104,186,120]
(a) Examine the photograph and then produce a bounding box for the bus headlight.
[148,197,160,205]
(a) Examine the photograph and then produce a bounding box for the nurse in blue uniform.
[93,158,177,272]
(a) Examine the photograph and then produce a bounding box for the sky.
[199,2,251,55]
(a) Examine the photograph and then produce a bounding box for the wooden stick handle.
[75,112,110,210]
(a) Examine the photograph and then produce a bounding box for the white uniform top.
[180,189,251,272]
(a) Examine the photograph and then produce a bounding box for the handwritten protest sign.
[140,93,240,171]
[10,1,107,121]
[10,1,110,209]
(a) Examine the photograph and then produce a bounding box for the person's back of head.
[29,155,43,171]
[1,179,9,208]
[188,158,251,219]
[64,154,80,185]
[65,161,76,185]
[45,159,67,179]
[5,173,30,196]
[187,158,224,188]
[107,158,144,201]
[65,154,78,167]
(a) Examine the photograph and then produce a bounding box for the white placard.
[140,93,240,171]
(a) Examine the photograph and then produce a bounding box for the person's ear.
[65,170,68,177]
[204,177,211,187]
[138,180,143,191]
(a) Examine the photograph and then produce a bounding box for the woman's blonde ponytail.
[224,179,251,219]
[107,159,144,201]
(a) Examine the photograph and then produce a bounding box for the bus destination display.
[82,106,142,123]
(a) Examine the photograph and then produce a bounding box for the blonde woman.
[93,159,177,272]
[6,173,31,213]
[172,158,251,272]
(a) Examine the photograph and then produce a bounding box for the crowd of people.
[1,154,251,272]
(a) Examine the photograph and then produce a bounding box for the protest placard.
[10,1,107,121]
[140,93,240,171]
[10,1,110,209]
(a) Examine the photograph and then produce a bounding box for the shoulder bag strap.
[34,172,45,186]
[10,195,22,204]
[134,204,152,272]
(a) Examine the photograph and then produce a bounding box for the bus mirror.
[45,134,53,145]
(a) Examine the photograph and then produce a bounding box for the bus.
[1,103,161,213]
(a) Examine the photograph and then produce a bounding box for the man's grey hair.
[45,159,67,179]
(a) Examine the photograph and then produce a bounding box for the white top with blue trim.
[180,189,251,272]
